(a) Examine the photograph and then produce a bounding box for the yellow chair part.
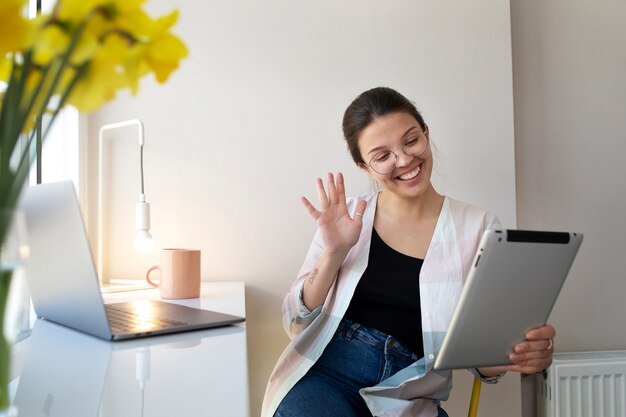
[467,377,482,417]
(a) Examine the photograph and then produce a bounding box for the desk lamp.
[98,119,154,283]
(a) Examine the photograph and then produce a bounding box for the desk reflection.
[14,320,249,417]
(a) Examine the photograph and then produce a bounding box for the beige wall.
[86,1,518,415]
[512,0,626,351]
[511,0,626,414]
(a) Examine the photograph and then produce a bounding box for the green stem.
[28,18,90,133]
[0,269,12,410]
[4,134,36,212]
[15,54,53,146]
[40,62,88,141]
[0,17,91,214]
[0,58,21,177]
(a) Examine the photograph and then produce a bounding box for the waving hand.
[301,172,367,256]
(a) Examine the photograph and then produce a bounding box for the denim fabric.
[274,318,449,417]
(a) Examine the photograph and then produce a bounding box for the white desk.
[8,281,250,417]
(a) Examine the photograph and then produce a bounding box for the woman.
[262,87,555,417]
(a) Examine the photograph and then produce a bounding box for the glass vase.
[0,210,28,413]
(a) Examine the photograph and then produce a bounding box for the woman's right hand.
[301,172,367,256]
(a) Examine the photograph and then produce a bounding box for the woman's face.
[357,111,433,199]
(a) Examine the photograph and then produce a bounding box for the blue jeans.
[275,318,449,417]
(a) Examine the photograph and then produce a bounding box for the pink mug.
[146,249,201,299]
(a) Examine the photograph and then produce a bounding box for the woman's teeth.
[399,166,421,180]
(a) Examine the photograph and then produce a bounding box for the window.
[27,0,82,192]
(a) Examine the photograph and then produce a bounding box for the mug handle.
[146,265,161,288]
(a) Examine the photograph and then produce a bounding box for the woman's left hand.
[506,323,556,374]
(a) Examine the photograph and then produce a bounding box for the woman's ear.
[423,123,429,137]
[357,162,369,174]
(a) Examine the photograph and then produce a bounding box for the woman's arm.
[282,172,366,338]
[301,249,349,310]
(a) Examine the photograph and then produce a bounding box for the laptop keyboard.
[106,304,187,333]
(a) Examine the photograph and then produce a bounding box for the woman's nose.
[395,151,414,167]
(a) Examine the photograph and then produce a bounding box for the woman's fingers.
[353,200,367,221]
[508,347,553,372]
[315,178,329,209]
[513,339,554,354]
[300,196,320,220]
[506,324,556,373]
[307,172,351,218]
[525,324,556,341]
[327,172,337,205]
[510,346,552,362]
[336,172,346,203]
[505,360,552,374]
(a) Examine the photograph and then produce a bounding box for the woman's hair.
[342,87,426,165]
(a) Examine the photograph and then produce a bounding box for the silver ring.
[355,212,363,217]
[546,338,554,350]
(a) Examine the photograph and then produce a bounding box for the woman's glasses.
[363,129,429,175]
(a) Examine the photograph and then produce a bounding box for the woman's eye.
[405,138,418,147]
[374,152,391,162]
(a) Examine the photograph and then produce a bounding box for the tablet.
[433,229,583,370]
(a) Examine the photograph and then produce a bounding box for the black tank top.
[344,227,424,357]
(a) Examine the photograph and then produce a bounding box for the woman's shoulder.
[444,196,501,230]
[445,196,491,215]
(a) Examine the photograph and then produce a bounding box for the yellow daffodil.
[108,8,187,85]
[56,0,108,24]
[32,24,71,65]
[112,0,146,14]
[71,12,111,65]
[0,58,11,83]
[67,33,131,112]
[134,9,187,83]
[122,43,150,94]
[0,0,32,57]
[113,7,154,38]
[145,31,188,83]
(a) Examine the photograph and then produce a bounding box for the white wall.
[86,1,517,415]
[511,0,626,414]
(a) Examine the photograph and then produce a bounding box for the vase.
[0,210,28,413]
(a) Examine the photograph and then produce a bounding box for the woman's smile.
[396,164,422,181]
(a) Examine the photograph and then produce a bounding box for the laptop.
[19,181,245,341]
[434,229,583,370]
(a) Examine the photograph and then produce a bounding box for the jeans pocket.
[345,324,384,350]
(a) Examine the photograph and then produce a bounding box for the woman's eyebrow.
[401,126,419,139]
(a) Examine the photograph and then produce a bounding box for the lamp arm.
[97,119,146,283]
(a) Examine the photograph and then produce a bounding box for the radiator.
[537,350,626,417]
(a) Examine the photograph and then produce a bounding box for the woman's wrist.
[476,366,507,378]
[301,249,347,310]
[321,245,352,261]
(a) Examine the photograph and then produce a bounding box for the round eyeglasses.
[363,129,429,175]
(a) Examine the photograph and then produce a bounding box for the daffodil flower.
[0,0,32,57]
[0,0,188,265]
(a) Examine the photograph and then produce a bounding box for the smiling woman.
[262,87,555,417]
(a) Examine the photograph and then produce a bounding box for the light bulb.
[134,230,155,252]
[135,196,154,252]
